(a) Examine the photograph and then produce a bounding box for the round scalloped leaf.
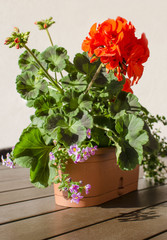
[18,49,47,73]
[41,45,69,72]
[16,72,48,100]
[74,53,99,76]
[61,72,87,92]
[34,95,56,117]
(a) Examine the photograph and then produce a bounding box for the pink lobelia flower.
[82,147,91,160]
[68,144,81,156]
[86,129,91,139]
[89,146,98,155]
[74,154,82,163]
[85,184,91,194]
[69,184,80,193]
[49,152,55,161]
[71,192,84,204]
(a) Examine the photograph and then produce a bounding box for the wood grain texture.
[0,185,167,240]
[0,163,167,240]
[52,203,167,240]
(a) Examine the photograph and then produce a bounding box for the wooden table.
[0,164,167,240]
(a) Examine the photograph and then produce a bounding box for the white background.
[1,0,167,148]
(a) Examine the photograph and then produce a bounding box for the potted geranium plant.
[2,17,167,207]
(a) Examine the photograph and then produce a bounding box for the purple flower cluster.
[1,153,15,168]
[68,144,81,157]
[69,184,83,204]
[49,152,55,161]
[69,183,92,204]
[71,192,83,204]
[68,145,98,163]
[67,128,97,163]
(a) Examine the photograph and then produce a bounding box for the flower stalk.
[46,28,54,46]
[24,44,63,93]
[85,63,103,94]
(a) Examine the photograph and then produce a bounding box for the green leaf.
[63,91,92,117]
[16,72,48,100]
[30,115,47,128]
[78,111,93,129]
[49,89,63,108]
[45,114,68,132]
[78,94,92,111]
[74,53,99,77]
[91,127,110,147]
[18,49,47,75]
[94,116,115,130]
[14,156,33,168]
[109,91,129,117]
[57,128,79,147]
[110,92,141,117]
[41,45,69,72]
[115,141,139,170]
[61,72,87,92]
[143,123,159,154]
[115,113,149,165]
[13,128,53,188]
[34,95,56,116]
[18,49,40,73]
[69,122,86,143]
[127,93,141,109]
[45,112,89,147]
[64,59,77,73]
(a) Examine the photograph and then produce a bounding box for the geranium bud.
[44,23,47,29]
[14,38,20,43]
[15,44,20,49]
[13,27,19,33]
[4,38,9,45]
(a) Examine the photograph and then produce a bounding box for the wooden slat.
[0,196,67,224]
[52,202,167,240]
[149,231,167,240]
[0,167,29,182]
[0,178,33,192]
[0,186,54,205]
[0,185,167,240]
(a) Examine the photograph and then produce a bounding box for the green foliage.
[44,111,93,147]
[61,72,87,92]
[115,113,149,169]
[141,112,167,183]
[16,72,48,100]
[18,49,46,73]
[41,45,69,72]
[34,95,56,116]
[74,53,99,76]
[13,128,53,187]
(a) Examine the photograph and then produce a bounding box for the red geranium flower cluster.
[82,17,150,93]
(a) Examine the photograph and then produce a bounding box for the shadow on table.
[99,186,164,209]
[117,208,160,222]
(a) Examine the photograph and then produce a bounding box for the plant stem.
[46,28,54,46]
[94,123,118,142]
[60,72,64,78]
[24,45,63,93]
[45,29,64,82]
[85,63,103,94]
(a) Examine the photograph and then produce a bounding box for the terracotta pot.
[54,147,139,207]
